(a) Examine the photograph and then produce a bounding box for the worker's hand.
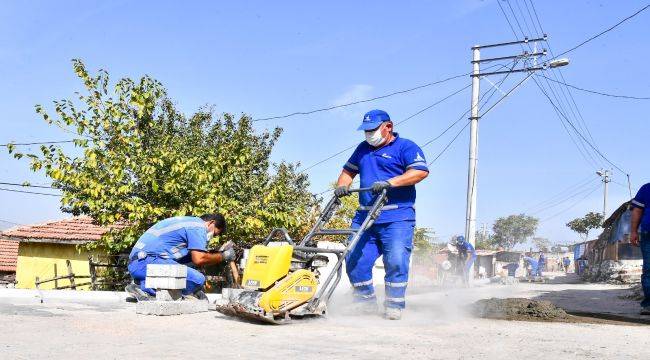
[630,231,640,247]
[334,185,350,197]
[371,180,391,194]
[220,248,236,262]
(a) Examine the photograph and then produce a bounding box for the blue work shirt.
[631,183,650,231]
[129,216,209,263]
[456,239,476,259]
[343,133,428,224]
[523,256,539,272]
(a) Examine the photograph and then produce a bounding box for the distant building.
[0,238,19,286]
[0,217,112,290]
[576,201,642,283]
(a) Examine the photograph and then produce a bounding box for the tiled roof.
[0,216,113,245]
[0,239,19,272]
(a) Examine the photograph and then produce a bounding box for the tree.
[532,237,552,252]
[491,214,539,250]
[413,228,435,254]
[566,211,604,241]
[475,231,497,250]
[9,60,316,253]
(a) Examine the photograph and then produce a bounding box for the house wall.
[15,243,98,290]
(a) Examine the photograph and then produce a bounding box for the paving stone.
[146,264,188,277]
[145,277,186,290]
[156,289,182,301]
[135,300,209,316]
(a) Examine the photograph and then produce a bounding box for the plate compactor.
[215,188,387,324]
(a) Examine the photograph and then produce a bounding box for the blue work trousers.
[345,220,414,309]
[127,256,206,296]
[641,232,650,308]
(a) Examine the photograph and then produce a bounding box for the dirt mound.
[471,298,569,322]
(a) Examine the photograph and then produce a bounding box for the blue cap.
[357,110,391,131]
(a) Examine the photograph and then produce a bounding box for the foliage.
[413,228,435,255]
[532,237,552,252]
[566,212,603,241]
[9,60,316,253]
[491,214,539,250]
[475,231,498,250]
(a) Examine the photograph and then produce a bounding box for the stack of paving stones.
[135,264,209,316]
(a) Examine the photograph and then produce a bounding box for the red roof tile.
[0,239,19,272]
[0,216,115,245]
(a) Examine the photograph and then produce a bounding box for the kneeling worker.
[125,214,235,300]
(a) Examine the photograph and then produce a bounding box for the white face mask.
[365,126,385,147]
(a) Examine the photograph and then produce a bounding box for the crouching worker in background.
[125,214,235,301]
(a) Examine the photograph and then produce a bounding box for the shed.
[0,217,111,290]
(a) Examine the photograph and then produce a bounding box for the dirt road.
[1,277,648,359]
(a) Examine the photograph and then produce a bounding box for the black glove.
[371,180,391,194]
[220,248,236,262]
[334,185,350,197]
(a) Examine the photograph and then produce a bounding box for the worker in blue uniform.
[335,109,429,320]
[631,182,650,315]
[452,235,477,286]
[125,214,235,301]
[523,256,539,278]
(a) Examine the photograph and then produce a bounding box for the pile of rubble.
[581,260,642,284]
[471,298,569,322]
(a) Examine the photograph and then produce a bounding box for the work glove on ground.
[371,180,391,194]
[334,185,351,197]
[220,248,236,262]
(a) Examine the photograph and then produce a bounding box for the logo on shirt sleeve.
[414,152,425,162]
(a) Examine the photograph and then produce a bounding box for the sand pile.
[471,298,569,321]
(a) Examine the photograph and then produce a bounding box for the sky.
[1,0,648,245]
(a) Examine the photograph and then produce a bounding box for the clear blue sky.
[1,1,648,245]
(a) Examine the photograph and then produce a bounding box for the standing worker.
[452,235,477,286]
[335,109,429,320]
[630,182,650,315]
[125,214,235,301]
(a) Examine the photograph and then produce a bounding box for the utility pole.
[465,46,480,260]
[597,169,611,219]
[463,35,568,283]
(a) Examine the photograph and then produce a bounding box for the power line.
[0,187,62,197]
[552,4,650,59]
[532,76,629,175]
[298,81,475,174]
[0,182,57,189]
[499,1,603,170]
[251,72,470,122]
[530,180,600,216]
[523,175,597,213]
[540,184,602,222]
[536,74,650,100]
[0,219,23,226]
[0,140,75,147]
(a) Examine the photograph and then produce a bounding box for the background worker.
[562,257,571,273]
[630,182,650,315]
[125,213,235,301]
[523,256,539,278]
[335,109,429,320]
[452,235,477,286]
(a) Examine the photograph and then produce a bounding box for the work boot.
[349,301,379,315]
[641,306,650,315]
[384,307,402,320]
[183,289,209,301]
[125,283,152,302]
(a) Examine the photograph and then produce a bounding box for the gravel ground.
[0,275,648,359]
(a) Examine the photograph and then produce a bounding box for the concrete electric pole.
[597,169,611,219]
[464,36,569,282]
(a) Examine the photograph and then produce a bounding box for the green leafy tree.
[532,237,552,252]
[475,231,497,250]
[491,214,539,250]
[8,60,316,253]
[566,211,603,241]
[413,228,435,255]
